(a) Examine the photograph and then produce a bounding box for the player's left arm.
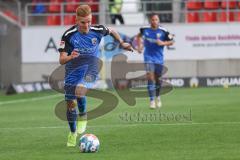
[108,27,133,51]
[156,31,174,46]
[157,40,174,46]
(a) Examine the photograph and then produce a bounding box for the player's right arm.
[58,29,79,65]
[59,51,79,65]
[136,27,145,53]
[136,33,143,53]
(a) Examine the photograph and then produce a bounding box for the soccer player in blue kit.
[58,5,133,147]
[137,13,174,109]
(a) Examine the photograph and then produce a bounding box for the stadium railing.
[2,0,240,26]
[23,0,183,26]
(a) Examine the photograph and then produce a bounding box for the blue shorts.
[144,62,163,75]
[64,57,100,100]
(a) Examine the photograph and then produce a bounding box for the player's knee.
[146,72,155,81]
[66,100,77,109]
[75,84,88,98]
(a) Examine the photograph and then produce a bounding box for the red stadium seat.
[92,15,98,24]
[204,0,220,9]
[186,0,202,10]
[64,15,76,25]
[65,0,81,12]
[202,12,217,22]
[48,0,63,13]
[47,15,61,25]
[186,12,200,23]
[219,11,235,22]
[221,0,237,9]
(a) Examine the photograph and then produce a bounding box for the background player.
[58,4,132,147]
[136,13,174,109]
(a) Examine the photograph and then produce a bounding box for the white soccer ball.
[79,134,100,153]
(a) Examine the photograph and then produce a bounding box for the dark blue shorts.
[64,55,100,100]
[144,62,163,75]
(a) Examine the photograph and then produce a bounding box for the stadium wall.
[21,63,59,82]
[21,59,240,83]
[104,59,240,80]
[166,59,240,77]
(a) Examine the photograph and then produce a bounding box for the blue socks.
[148,78,162,101]
[155,79,161,97]
[66,97,87,133]
[66,108,77,133]
[77,97,86,116]
[147,80,155,101]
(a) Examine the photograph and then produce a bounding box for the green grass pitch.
[0,87,240,160]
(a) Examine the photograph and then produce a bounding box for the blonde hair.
[76,5,92,18]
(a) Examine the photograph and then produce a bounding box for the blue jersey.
[58,25,109,72]
[140,26,172,64]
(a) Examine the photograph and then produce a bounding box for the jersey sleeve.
[58,26,79,54]
[91,25,110,36]
[58,34,72,53]
[139,27,145,36]
[101,25,110,36]
[164,31,174,41]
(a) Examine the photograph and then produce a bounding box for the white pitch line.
[87,121,240,128]
[0,94,62,106]
[1,121,240,130]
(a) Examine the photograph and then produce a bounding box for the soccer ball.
[79,134,100,153]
